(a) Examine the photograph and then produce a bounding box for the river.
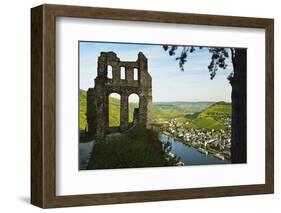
[159,134,231,165]
[79,133,230,170]
[79,140,95,170]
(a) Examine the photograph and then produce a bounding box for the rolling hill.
[152,102,214,124]
[185,102,232,130]
[80,89,231,130]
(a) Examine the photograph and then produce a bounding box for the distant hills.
[152,101,214,124]
[79,89,231,130]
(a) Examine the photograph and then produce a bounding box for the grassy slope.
[79,90,87,130]
[199,101,231,115]
[191,102,231,130]
[87,127,174,169]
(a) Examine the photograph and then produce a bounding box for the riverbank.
[80,127,230,170]
[160,117,232,161]
[159,133,231,165]
[161,130,231,161]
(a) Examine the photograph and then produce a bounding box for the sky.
[79,42,233,102]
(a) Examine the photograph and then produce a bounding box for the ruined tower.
[87,52,152,139]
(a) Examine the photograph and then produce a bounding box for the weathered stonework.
[87,51,152,139]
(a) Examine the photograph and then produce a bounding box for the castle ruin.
[87,51,152,139]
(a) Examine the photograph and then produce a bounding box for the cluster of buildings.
[161,117,232,160]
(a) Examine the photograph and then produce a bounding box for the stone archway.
[128,93,140,126]
[108,92,121,128]
[87,51,152,139]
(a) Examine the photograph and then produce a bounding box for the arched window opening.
[108,93,120,127]
[133,68,138,80]
[107,65,113,79]
[120,67,126,80]
[128,93,139,124]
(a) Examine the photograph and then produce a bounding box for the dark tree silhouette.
[163,45,247,163]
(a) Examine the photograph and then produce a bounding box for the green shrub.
[87,127,174,169]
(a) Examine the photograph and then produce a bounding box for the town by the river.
[79,120,231,169]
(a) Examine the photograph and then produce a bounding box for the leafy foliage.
[163,45,232,79]
[208,48,229,79]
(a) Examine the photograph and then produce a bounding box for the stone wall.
[87,51,152,139]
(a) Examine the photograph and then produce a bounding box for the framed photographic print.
[31,4,274,208]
